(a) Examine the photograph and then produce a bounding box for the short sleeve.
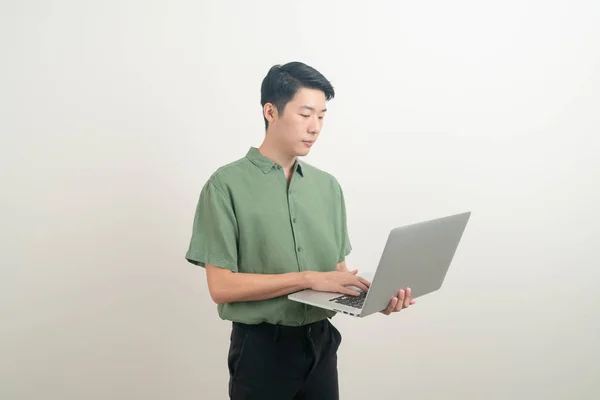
[336,181,352,263]
[185,180,239,272]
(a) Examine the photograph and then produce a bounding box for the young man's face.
[268,87,327,157]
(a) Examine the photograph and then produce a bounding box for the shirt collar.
[246,147,304,177]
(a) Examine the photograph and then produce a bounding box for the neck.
[258,140,296,172]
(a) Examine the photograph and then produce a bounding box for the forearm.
[208,267,313,304]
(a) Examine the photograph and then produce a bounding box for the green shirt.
[185,147,352,326]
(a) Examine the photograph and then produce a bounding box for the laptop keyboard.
[329,292,367,309]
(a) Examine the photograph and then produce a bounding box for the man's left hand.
[336,261,416,315]
[380,288,416,315]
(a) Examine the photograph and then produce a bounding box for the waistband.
[232,319,329,340]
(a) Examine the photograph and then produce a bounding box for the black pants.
[227,318,342,400]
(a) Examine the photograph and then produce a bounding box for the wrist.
[301,271,316,290]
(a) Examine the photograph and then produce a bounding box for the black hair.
[260,61,335,129]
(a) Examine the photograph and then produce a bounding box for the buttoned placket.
[288,166,311,324]
[274,163,309,324]
[277,165,303,270]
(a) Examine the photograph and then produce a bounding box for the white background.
[1,1,599,399]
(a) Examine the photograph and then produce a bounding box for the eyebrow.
[301,105,327,112]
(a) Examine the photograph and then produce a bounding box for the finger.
[410,299,416,305]
[358,277,372,288]
[353,279,370,293]
[355,284,369,293]
[340,287,361,296]
[346,276,368,292]
[395,290,405,312]
[403,288,412,308]
[350,269,359,275]
[384,297,398,315]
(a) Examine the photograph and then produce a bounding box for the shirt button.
[297,247,303,252]
[292,217,297,223]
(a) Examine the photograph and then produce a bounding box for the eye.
[318,116,324,120]
[300,114,310,118]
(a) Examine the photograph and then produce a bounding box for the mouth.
[302,140,315,147]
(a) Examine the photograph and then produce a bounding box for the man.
[185,61,415,399]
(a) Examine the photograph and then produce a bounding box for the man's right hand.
[305,270,371,296]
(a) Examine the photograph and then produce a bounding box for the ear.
[263,103,278,124]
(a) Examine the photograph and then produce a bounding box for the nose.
[308,117,319,134]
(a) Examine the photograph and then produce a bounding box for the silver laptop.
[288,211,471,317]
